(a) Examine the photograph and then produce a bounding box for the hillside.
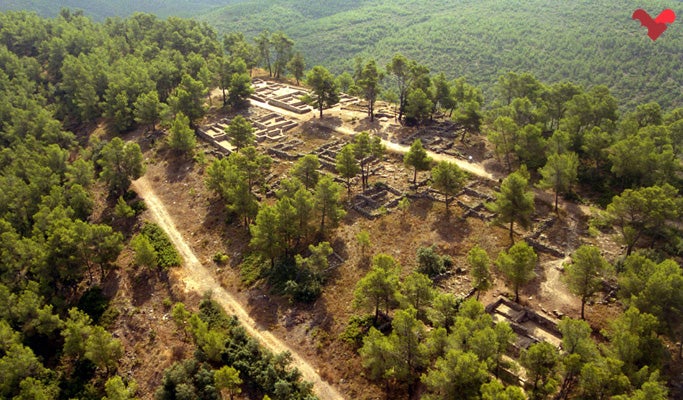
[199,0,683,109]
[1,8,682,400]
[0,0,235,19]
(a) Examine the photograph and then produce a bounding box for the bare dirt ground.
[131,176,345,400]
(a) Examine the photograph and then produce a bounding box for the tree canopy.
[304,65,339,118]
[487,167,535,242]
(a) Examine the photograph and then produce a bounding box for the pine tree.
[399,271,434,320]
[131,234,158,270]
[353,254,400,323]
[214,366,242,400]
[468,245,492,300]
[538,152,579,212]
[353,132,382,191]
[385,307,428,396]
[227,72,254,107]
[422,349,489,399]
[487,166,535,242]
[98,137,145,196]
[113,196,135,219]
[133,90,163,132]
[431,161,467,215]
[403,139,431,185]
[314,175,346,236]
[84,326,123,374]
[496,241,537,302]
[167,112,196,155]
[304,66,340,118]
[291,154,320,189]
[249,205,283,268]
[287,52,305,85]
[225,115,255,151]
[564,245,612,319]
[336,144,360,195]
[103,376,138,400]
[488,116,519,173]
[521,341,560,400]
[357,59,383,121]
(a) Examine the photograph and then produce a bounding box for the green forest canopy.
[198,0,683,110]
[6,0,683,109]
[0,7,681,398]
[0,0,234,19]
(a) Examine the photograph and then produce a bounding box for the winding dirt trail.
[246,93,494,181]
[363,130,493,180]
[131,177,345,400]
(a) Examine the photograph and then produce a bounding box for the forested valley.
[0,4,682,400]
[0,0,231,20]
[198,0,683,110]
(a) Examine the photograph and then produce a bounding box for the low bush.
[140,223,181,269]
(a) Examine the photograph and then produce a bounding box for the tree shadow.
[397,211,413,233]
[135,129,164,154]
[131,268,157,306]
[308,295,335,333]
[430,208,471,242]
[162,149,196,183]
[331,237,349,262]
[342,208,364,226]
[245,286,281,330]
[201,197,231,235]
[409,197,432,220]
[100,267,121,300]
[279,294,335,335]
[522,255,550,303]
[354,117,382,135]
[316,115,343,130]
[298,119,336,139]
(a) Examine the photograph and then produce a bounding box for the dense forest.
[0,5,682,400]
[0,10,316,400]
[199,0,683,110]
[7,1,683,109]
[0,0,232,19]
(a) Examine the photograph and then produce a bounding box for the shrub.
[213,252,229,265]
[198,293,231,331]
[240,254,266,286]
[140,223,181,269]
[417,245,447,276]
[113,196,135,218]
[284,279,322,303]
[340,314,375,347]
[131,199,147,215]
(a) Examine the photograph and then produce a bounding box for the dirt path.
[318,122,493,180]
[382,138,493,180]
[210,80,494,181]
[131,177,345,400]
[248,99,495,181]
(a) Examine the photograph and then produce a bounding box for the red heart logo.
[632,8,677,41]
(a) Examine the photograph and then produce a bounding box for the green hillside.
[0,0,237,19]
[199,0,683,109]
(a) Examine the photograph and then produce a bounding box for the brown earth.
[105,77,628,399]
